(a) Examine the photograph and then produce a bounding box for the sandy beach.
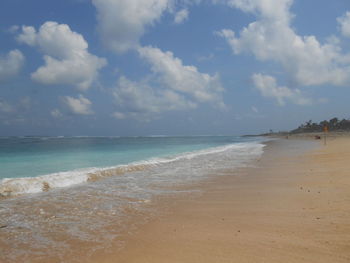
[88,136,350,263]
[2,136,350,263]
[3,1,350,262]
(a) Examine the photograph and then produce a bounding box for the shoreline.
[0,138,262,199]
[90,137,350,263]
[2,137,350,262]
[0,138,264,263]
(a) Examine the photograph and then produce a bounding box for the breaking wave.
[0,142,264,198]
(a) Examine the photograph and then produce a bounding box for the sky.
[1,0,350,136]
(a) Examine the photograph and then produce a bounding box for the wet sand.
[2,136,350,262]
[91,137,350,263]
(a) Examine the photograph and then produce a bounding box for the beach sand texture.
[92,137,350,263]
[1,137,350,262]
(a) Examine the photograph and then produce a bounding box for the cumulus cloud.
[217,0,350,87]
[17,21,106,90]
[252,73,312,106]
[92,0,170,53]
[90,0,224,119]
[92,0,203,52]
[222,0,293,22]
[62,94,94,115]
[16,25,36,45]
[111,46,225,120]
[138,46,225,107]
[0,49,25,81]
[112,47,225,120]
[113,76,197,120]
[337,11,350,38]
[174,8,189,24]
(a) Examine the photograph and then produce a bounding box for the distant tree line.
[291,118,350,133]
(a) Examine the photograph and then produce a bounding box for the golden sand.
[2,136,350,263]
[90,136,350,263]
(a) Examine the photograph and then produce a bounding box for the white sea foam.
[0,140,266,262]
[0,142,265,197]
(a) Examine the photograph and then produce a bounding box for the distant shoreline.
[242,130,350,138]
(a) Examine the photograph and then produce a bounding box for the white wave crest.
[0,142,265,198]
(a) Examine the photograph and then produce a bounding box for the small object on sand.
[0,224,7,229]
[237,230,241,232]
[42,182,50,192]
[315,135,321,140]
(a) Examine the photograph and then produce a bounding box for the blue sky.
[1,0,350,136]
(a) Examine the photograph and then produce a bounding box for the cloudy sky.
[1,0,350,136]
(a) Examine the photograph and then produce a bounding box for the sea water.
[0,136,264,196]
[0,136,266,262]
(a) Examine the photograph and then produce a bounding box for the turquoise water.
[0,136,259,180]
[0,135,266,261]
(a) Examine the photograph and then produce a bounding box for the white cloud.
[112,46,225,120]
[62,94,94,115]
[337,11,350,38]
[222,0,293,22]
[138,46,225,108]
[252,73,312,106]
[8,25,20,34]
[174,8,189,24]
[17,21,106,90]
[16,25,37,46]
[51,109,63,118]
[113,76,197,120]
[92,0,203,52]
[92,0,170,53]
[217,0,350,87]
[0,49,25,81]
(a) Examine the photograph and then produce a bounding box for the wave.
[0,142,265,198]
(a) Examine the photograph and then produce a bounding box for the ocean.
[0,136,266,262]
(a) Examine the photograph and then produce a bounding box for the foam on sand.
[0,142,264,197]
